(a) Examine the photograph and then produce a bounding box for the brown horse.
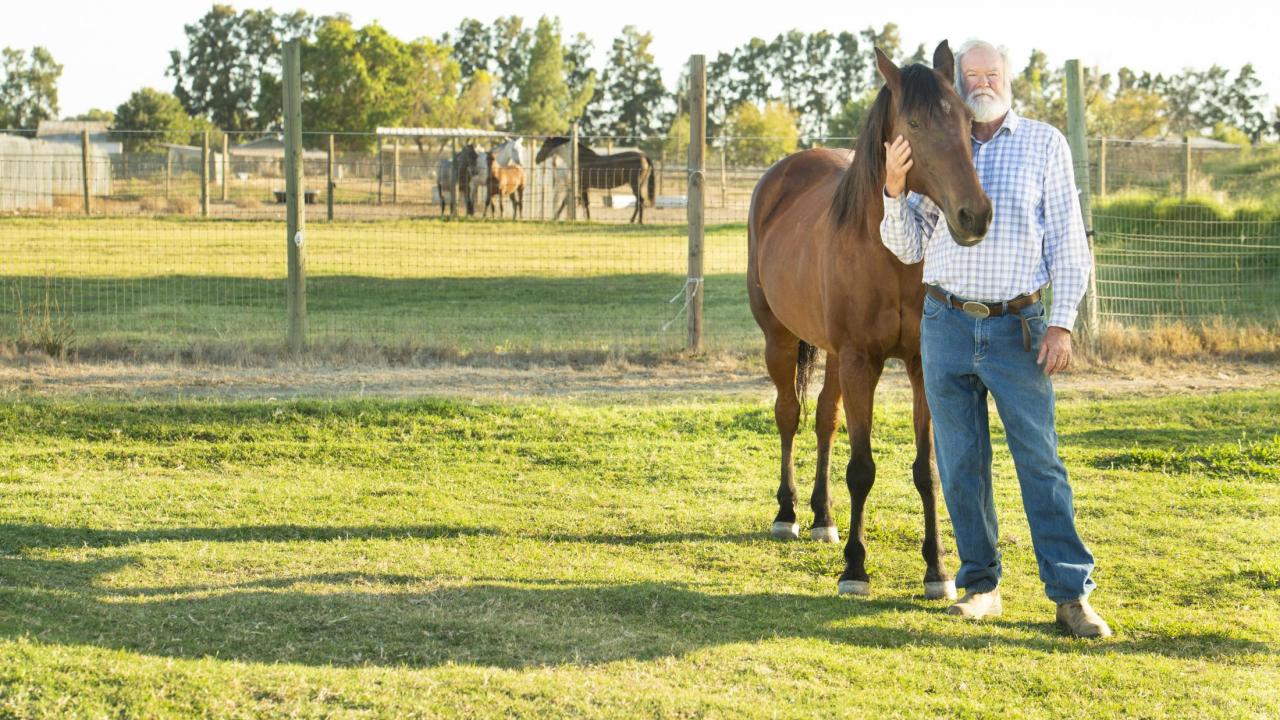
[484,154,525,219]
[748,42,992,599]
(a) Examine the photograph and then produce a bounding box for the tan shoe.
[1056,598,1113,638]
[945,588,1002,619]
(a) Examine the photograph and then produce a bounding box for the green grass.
[1,388,1278,717]
[0,217,757,355]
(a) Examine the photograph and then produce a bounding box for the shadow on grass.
[1,523,1274,669]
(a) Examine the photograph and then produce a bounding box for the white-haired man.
[879,40,1111,638]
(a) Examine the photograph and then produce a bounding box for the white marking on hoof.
[925,580,958,600]
[810,526,840,543]
[771,522,800,540]
[837,579,871,597]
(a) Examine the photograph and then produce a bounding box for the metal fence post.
[1065,59,1099,356]
[283,39,307,354]
[80,129,91,216]
[200,130,210,217]
[687,54,706,353]
[1182,135,1192,199]
[1098,137,1107,198]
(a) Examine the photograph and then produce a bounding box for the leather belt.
[925,285,1043,351]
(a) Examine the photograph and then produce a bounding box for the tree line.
[2,5,1278,162]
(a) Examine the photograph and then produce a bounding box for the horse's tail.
[647,158,656,207]
[796,341,819,420]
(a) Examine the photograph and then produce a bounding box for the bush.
[166,197,199,215]
[139,196,167,213]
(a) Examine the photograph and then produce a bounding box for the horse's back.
[748,149,851,347]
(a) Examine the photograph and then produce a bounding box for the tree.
[70,108,115,123]
[512,16,572,134]
[562,32,597,125]
[302,17,437,147]
[0,46,62,129]
[827,89,879,147]
[113,87,208,152]
[168,5,316,131]
[491,16,533,125]
[600,26,667,143]
[724,101,798,165]
[442,19,493,81]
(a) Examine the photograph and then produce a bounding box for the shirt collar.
[973,108,1020,144]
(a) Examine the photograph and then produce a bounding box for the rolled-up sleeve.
[1041,133,1093,330]
[880,189,940,265]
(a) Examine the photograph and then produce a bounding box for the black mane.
[831,64,949,228]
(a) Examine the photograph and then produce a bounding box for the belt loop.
[1001,299,1009,315]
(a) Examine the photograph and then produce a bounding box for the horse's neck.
[846,145,889,239]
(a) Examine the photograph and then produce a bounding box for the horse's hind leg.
[764,330,803,541]
[907,353,957,600]
[810,357,842,543]
[836,350,884,596]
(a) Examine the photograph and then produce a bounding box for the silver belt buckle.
[961,301,991,319]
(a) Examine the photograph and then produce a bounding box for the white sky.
[4,0,1277,121]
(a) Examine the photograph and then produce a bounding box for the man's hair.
[954,39,1014,99]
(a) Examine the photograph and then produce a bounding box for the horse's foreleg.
[810,357,842,543]
[837,350,884,596]
[581,187,590,221]
[907,353,956,600]
[764,333,803,541]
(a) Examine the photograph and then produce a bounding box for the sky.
[3,0,1277,121]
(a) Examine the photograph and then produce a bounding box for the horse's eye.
[908,120,920,130]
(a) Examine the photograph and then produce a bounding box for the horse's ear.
[933,40,954,85]
[875,47,901,93]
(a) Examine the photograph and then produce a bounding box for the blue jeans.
[920,291,1096,603]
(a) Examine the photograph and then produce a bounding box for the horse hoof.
[924,580,958,600]
[771,522,800,540]
[838,580,871,597]
[810,526,840,543]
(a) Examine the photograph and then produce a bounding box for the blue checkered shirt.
[880,109,1092,330]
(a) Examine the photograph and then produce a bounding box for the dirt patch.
[2,353,1278,404]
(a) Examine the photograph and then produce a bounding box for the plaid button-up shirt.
[880,109,1092,330]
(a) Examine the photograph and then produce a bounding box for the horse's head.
[877,41,991,246]
[535,137,571,164]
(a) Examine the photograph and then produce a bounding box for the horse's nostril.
[958,208,975,232]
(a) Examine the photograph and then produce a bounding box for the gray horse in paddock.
[437,157,458,216]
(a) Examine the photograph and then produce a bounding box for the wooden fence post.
[200,130,210,217]
[283,39,307,354]
[165,147,173,199]
[687,54,706,353]
[221,133,230,202]
[1098,137,1107,198]
[393,137,400,204]
[719,138,727,209]
[80,129,92,216]
[1182,134,1192,199]
[569,122,579,221]
[1065,59,1099,356]
[376,134,384,205]
[327,133,335,221]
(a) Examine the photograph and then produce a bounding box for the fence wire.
[1,128,1277,359]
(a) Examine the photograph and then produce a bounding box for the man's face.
[960,46,1010,123]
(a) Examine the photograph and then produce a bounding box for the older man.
[879,39,1110,637]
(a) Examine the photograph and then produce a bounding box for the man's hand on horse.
[884,135,913,198]
[1038,326,1073,376]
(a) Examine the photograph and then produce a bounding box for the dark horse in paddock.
[534,137,655,224]
[454,144,479,216]
[748,42,992,599]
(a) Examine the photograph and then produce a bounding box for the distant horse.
[471,150,492,215]
[436,157,457,215]
[455,144,479,216]
[492,137,526,168]
[484,153,525,219]
[748,43,991,599]
[535,137,655,223]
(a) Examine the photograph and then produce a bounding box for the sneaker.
[945,588,1002,619]
[1056,598,1112,638]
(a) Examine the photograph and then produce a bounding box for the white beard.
[967,89,1011,123]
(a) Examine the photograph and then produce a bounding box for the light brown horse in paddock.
[484,154,525,220]
[747,41,992,599]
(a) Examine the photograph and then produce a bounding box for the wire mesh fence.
[1,127,1278,360]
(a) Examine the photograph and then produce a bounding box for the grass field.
[1,385,1278,717]
[1,217,757,356]
[2,211,1278,360]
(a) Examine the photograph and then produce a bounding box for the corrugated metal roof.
[36,120,111,137]
[376,127,511,139]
